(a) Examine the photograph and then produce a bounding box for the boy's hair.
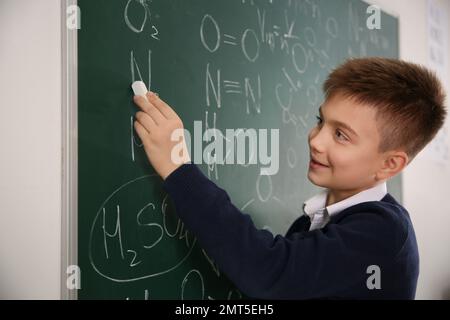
[323,57,447,163]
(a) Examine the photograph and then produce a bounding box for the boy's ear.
[376,151,409,180]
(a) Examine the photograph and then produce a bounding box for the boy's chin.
[307,173,318,184]
[307,172,328,188]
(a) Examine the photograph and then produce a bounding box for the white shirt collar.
[303,182,388,219]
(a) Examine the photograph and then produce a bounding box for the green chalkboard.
[78,0,401,299]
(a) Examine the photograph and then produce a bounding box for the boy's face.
[307,93,388,193]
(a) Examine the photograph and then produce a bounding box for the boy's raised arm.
[163,162,398,299]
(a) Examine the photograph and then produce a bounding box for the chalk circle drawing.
[200,14,221,53]
[89,174,197,282]
[124,0,149,33]
[181,269,205,300]
[242,28,260,62]
[292,43,309,74]
[326,17,339,38]
[287,147,297,168]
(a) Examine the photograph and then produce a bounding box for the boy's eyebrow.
[319,106,359,138]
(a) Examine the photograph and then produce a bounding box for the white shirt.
[303,182,388,231]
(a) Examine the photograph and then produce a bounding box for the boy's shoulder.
[332,193,412,227]
[329,193,417,255]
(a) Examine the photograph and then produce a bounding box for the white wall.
[366,0,450,299]
[0,0,61,299]
[0,0,449,299]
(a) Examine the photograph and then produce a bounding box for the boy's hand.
[133,92,191,180]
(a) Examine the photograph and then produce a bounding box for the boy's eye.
[315,115,348,142]
[335,130,348,141]
[315,115,323,125]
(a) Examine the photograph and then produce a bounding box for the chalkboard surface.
[78,0,400,299]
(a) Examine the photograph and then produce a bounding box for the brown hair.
[323,57,447,163]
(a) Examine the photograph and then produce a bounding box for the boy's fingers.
[146,92,179,120]
[135,111,157,133]
[133,95,166,125]
[134,120,150,141]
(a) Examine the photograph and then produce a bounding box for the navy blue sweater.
[162,163,419,300]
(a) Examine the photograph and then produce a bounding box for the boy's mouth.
[310,156,329,168]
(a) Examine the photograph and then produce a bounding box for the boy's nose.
[309,129,327,154]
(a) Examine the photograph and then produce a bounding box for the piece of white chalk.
[131,81,148,101]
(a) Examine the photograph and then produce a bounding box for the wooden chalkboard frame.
[61,0,78,300]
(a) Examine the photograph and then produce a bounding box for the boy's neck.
[326,183,379,207]
[326,191,349,207]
